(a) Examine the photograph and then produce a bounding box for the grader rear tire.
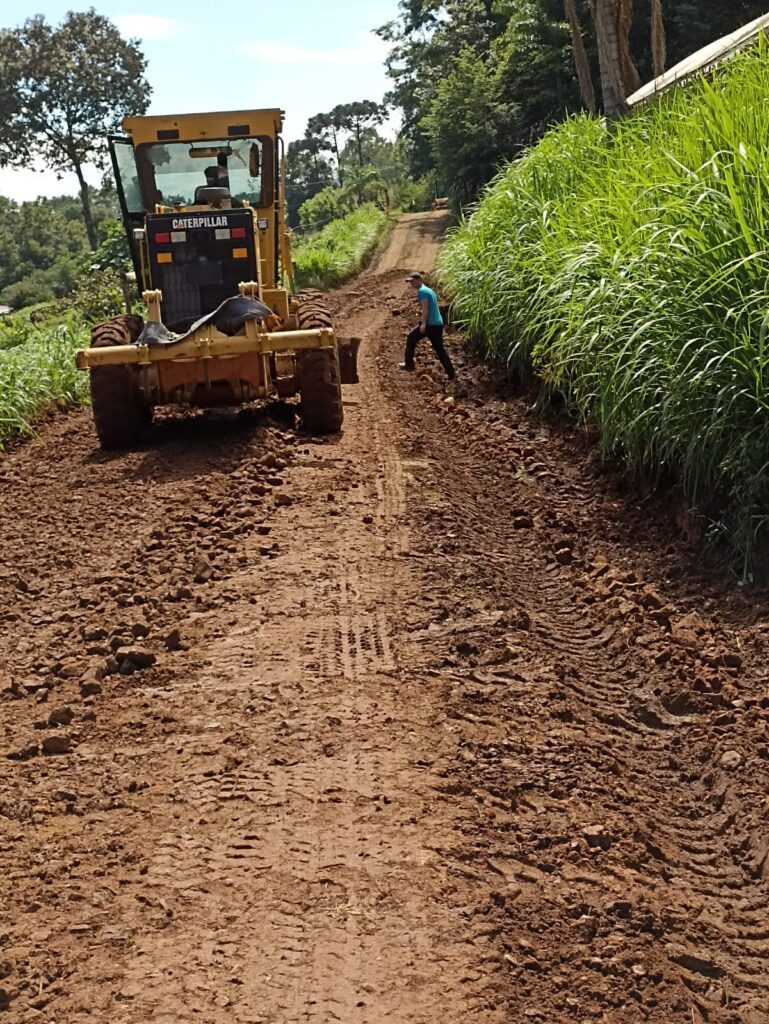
[296,297,343,434]
[89,315,150,451]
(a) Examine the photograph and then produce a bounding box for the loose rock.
[42,734,72,756]
[720,750,743,770]
[164,629,182,652]
[48,706,74,727]
[114,646,156,670]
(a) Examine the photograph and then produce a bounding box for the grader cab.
[75,108,359,449]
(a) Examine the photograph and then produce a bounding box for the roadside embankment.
[439,43,769,568]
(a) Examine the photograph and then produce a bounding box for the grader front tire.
[298,349,343,435]
[89,316,150,451]
[296,297,343,435]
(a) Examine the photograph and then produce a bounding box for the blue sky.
[0,0,400,201]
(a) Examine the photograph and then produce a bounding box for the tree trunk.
[332,129,344,185]
[591,0,630,118]
[73,158,98,250]
[616,0,642,95]
[565,0,596,112]
[356,125,364,167]
[651,0,666,78]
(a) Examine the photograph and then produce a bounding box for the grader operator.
[75,109,359,449]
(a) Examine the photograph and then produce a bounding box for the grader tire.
[296,297,343,434]
[298,349,343,434]
[89,315,150,451]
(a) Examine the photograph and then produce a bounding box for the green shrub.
[0,317,89,448]
[298,187,345,231]
[294,205,391,290]
[69,268,128,323]
[397,172,440,213]
[439,40,769,572]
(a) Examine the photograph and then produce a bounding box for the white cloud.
[113,14,184,41]
[239,37,388,67]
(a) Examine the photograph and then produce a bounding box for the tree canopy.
[378,0,769,204]
[0,9,150,248]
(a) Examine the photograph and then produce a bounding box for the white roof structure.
[627,11,769,107]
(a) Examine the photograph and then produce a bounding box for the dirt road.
[2,212,769,1023]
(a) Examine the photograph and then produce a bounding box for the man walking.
[399,272,455,380]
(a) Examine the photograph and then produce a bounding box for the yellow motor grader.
[75,108,359,449]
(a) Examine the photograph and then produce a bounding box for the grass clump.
[0,315,90,449]
[293,205,391,290]
[438,40,769,572]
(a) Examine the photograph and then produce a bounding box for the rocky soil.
[1,215,768,1023]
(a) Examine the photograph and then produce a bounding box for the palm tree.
[340,165,389,210]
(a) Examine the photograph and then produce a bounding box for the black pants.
[404,325,455,379]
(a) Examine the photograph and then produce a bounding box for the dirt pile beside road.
[0,214,768,1023]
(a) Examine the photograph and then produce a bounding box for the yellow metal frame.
[75,278,333,371]
[76,327,334,370]
[75,110,337,392]
[123,109,284,148]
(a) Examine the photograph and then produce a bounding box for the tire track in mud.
[375,331,769,1022]
[0,261,511,1024]
[2,223,769,1023]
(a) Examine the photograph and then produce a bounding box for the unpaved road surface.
[2,212,769,1023]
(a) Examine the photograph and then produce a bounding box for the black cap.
[405,272,422,281]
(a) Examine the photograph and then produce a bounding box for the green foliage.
[398,172,439,212]
[0,316,89,448]
[340,165,389,209]
[421,47,519,206]
[285,137,336,227]
[380,0,769,205]
[0,259,79,309]
[298,187,345,231]
[294,206,391,290]
[69,270,127,324]
[0,191,120,309]
[86,220,132,274]
[306,101,388,184]
[380,0,584,204]
[438,42,769,570]
[0,9,150,247]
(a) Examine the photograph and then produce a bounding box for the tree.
[588,0,641,117]
[0,10,150,249]
[298,187,343,231]
[285,136,335,226]
[628,0,767,84]
[377,0,510,179]
[565,0,596,111]
[380,0,587,202]
[422,48,518,205]
[334,101,388,166]
[340,164,389,208]
[307,109,347,184]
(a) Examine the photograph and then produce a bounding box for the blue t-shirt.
[417,285,443,327]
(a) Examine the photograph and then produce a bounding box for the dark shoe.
[398,362,415,371]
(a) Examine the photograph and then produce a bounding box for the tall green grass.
[294,205,391,290]
[439,41,769,571]
[0,316,89,449]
